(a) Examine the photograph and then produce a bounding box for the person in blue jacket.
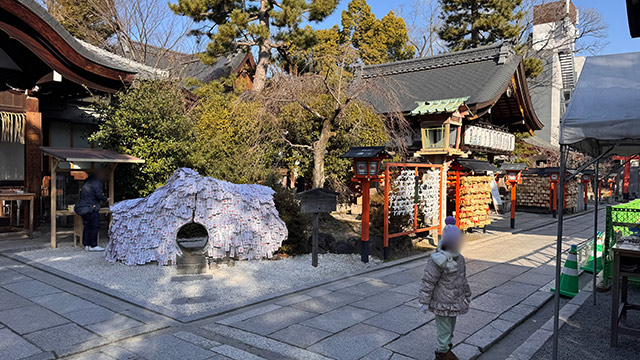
[74,168,109,251]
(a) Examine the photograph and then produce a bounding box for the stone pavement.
[0,208,604,359]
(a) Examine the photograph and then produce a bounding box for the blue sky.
[315,0,639,56]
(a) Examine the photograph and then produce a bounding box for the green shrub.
[90,80,193,199]
[272,185,311,255]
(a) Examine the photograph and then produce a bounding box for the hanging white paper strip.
[418,169,440,221]
[389,169,417,223]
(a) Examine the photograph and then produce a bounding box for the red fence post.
[383,164,390,260]
[361,180,370,263]
[439,165,444,235]
[510,183,516,228]
[413,167,419,231]
[584,180,589,210]
[551,182,557,218]
[455,171,461,226]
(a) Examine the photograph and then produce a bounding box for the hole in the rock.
[176,222,208,250]
[175,222,209,274]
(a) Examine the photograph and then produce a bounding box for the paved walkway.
[0,208,604,360]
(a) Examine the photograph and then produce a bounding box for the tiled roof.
[77,41,168,80]
[17,0,162,78]
[17,0,166,80]
[340,146,390,159]
[360,43,521,114]
[110,41,250,83]
[456,159,502,173]
[500,163,528,171]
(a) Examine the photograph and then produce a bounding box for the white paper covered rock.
[105,168,288,265]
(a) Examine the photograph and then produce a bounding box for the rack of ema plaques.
[383,163,444,258]
[105,168,288,266]
[447,172,493,231]
[602,200,640,286]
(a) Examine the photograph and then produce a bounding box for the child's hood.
[431,249,460,272]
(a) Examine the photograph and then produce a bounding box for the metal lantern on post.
[500,163,527,228]
[341,146,390,263]
[549,169,561,218]
[608,175,616,201]
[580,171,593,210]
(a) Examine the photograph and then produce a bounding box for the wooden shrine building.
[360,42,543,228]
[0,0,161,231]
[360,42,543,162]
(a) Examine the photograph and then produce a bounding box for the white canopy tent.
[552,51,640,359]
[561,52,640,156]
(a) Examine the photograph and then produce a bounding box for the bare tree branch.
[396,0,444,57]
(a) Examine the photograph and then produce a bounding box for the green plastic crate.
[602,201,640,286]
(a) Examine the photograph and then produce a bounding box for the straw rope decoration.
[0,111,25,144]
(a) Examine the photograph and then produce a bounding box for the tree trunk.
[312,119,333,188]
[252,0,271,93]
[470,1,479,45]
[253,43,270,93]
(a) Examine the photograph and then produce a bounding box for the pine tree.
[438,0,523,51]
[45,0,115,46]
[170,0,340,92]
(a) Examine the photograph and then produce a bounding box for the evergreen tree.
[438,0,523,51]
[90,80,193,198]
[341,0,415,65]
[45,0,115,46]
[286,0,414,73]
[169,0,339,92]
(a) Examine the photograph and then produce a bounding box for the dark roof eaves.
[16,0,137,74]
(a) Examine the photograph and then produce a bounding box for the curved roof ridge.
[15,0,162,78]
[361,42,509,78]
[77,40,168,79]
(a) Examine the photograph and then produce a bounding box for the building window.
[422,126,445,149]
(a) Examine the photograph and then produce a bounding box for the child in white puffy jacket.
[419,216,471,360]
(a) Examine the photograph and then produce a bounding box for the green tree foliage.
[90,80,193,198]
[187,80,281,183]
[512,132,538,163]
[261,57,407,188]
[438,0,524,51]
[276,87,388,187]
[437,0,544,78]
[169,0,340,92]
[522,56,543,78]
[341,0,415,65]
[271,185,310,254]
[45,0,115,46]
[286,0,415,74]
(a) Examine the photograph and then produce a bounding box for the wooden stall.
[41,147,144,248]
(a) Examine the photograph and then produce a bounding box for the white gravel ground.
[16,247,382,316]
